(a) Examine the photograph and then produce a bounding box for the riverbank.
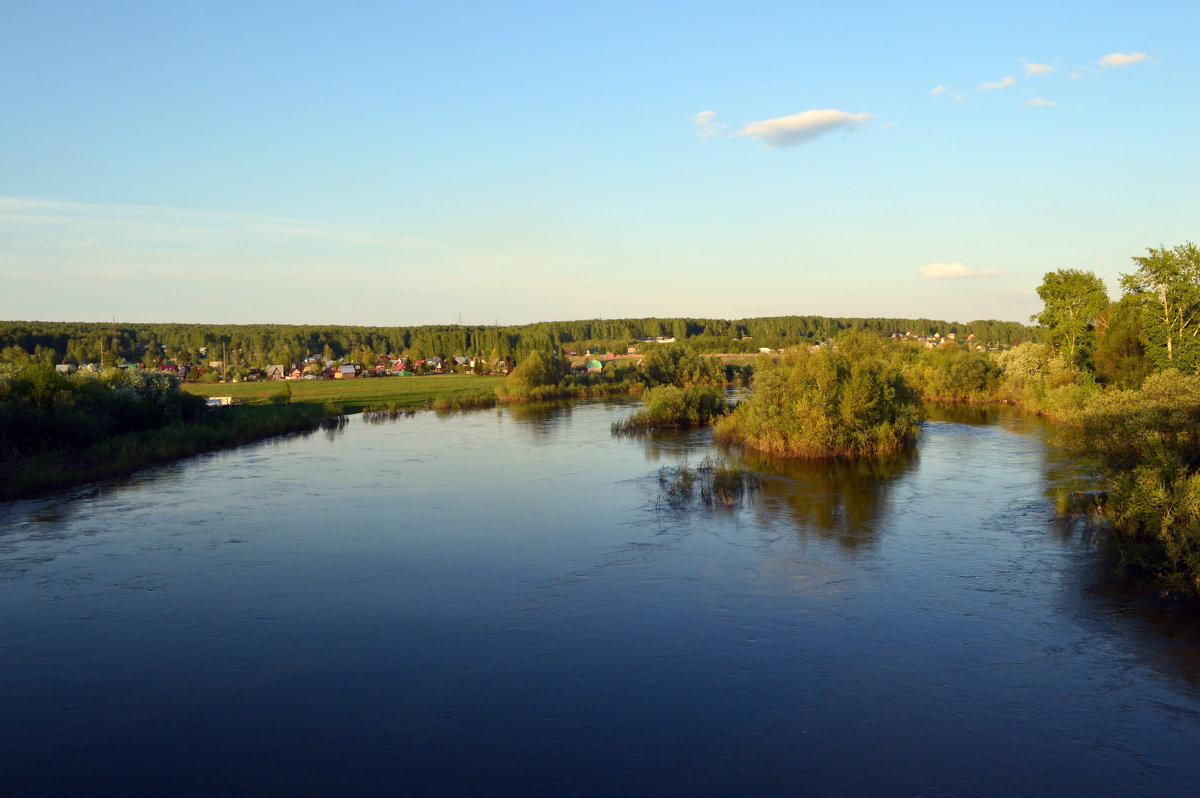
[0,403,345,502]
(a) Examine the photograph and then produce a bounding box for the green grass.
[184,374,505,414]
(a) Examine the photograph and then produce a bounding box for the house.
[288,367,304,380]
[655,336,676,344]
[266,365,286,380]
[425,357,444,372]
[586,359,604,373]
[336,364,359,379]
[626,347,638,355]
[54,364,76,373]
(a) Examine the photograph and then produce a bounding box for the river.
[2,400,1200,795]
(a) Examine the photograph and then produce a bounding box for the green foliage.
[991,342,1097,418]
[613,385,730,431]
[1120,242,1200,372]
[1093,296,1153,389]
[504,351,567,396]
[0,403,342,502]
[902,346,1002,401]
[269,382,293,405]
[640,345,725,387]
[1034,269,1109,369]
[0,364,206,461]
[713,348,922,458]
[0,315,1038,373]
[1074,371,1200,595]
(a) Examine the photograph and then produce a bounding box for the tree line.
[0,315,1037,371]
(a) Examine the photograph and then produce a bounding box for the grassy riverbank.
[1,403,345,501]
[184,374,505,413]
[2,374,507,502]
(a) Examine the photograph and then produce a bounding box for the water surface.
[3,400,1200,795]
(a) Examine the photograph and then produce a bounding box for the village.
[45,330,996,384]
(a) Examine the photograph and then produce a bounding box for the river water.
[3,400,1200,795]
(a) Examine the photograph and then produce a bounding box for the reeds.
[657,457,763,510]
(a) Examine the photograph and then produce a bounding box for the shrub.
[713,348,922,459]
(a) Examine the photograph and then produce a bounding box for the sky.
[2,0,1197,327]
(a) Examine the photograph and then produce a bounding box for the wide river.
[4,399,1200,795]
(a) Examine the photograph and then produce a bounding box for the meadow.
[184,374,505,413]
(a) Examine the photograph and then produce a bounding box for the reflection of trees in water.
[725,444,919,549]
[922,402,1006,426]
[631,428,713,464]
[503,400,574,437]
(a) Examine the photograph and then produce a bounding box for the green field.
[184,374,506,413]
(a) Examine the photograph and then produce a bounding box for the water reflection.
[501,399,575,435]
[726,445,918,549]
[6,396,1200,796]
[922,401,1008,426]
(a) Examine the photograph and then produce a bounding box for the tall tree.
[1093,297,1152,388]
[1034,269,1109,369]
[1120,242,1200,371]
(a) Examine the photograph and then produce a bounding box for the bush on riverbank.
[0,362,349,501]
[612,385,730,432]
[0,363,208,459]
[498,347,732,403]
[713,346,922,459]
[0,403,344,501]
[1073,370,1200,596]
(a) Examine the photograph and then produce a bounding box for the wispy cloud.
[920,262,998,280]
[1100,51,1151,68]
[735,109,873,148]
[0,197,436,250]
[1022,62,1054,77]
[978,76,1016,91]
[692,110,724,139]
[1025,97,1057,107]
[930,85,950,95]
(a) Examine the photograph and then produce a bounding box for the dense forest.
[0,315,1037,370]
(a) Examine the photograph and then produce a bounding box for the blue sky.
[2,1,1196,326]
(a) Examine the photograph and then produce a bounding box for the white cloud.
[921,262,981,279]
[882,122,897,129]
[1100,52,1151,68]
[692,110,723,139]
[735,109,873,147]
[1023,62,1054,76]
[954,94,965,102]
[930,85,950,95]
[978,76,1016,90]
[1070,70,1083,80]
[1025,97,1057,107]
